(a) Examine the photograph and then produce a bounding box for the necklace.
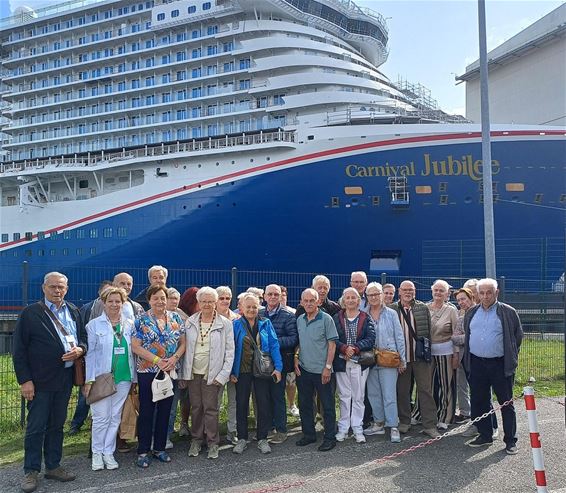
[198,310,216,346]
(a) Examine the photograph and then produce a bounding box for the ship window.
[506,183,525,192]
[439,195,448,205]
[90,247,97,255]
[90,229,98,238]
[1,234,8,242]
[171,9,179,17]
[62,248,69,256]
[38,249,44,257]
[77,229,85,239]
[50,231,58,240]
[415,186,432,194]
[308,135,314,140]
[188,6,196,14]
[117,227,127,238]
[50,249,56,256]
[560,194,566,203]
[370,196,380,206]
[534,193,543,203]
[79,180,89,189]
[203,2,211,10]
[76,248,83,256]
[118,176,129,183]
[63,231,71,239]
[439,182,447,192]
[344,186,363,195]
[105,177,115,184]
[331,197,339,207]
[14,233,20,241]
[25,232,33,240]
[103,228,113,238]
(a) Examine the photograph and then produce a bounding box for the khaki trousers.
[397,360,437,429]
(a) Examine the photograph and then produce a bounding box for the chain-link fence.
[1,264,564,429]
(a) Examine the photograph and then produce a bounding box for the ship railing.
[0,130,297,175]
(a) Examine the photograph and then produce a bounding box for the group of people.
[12,267,523,493]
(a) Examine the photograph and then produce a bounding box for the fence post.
[498,276,506,302]
[230,267,238,310]
[380,272,387,285]
[22,261,29,307]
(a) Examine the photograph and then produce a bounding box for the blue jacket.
[231,317,283,377]
[264,304,298,351]
[332,310,375,372]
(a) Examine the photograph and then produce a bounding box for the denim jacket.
[369,306,407,367]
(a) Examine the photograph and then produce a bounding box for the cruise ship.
[0,0,564,300]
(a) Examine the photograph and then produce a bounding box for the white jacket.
[85,313,137,383]
[179,312,234,385]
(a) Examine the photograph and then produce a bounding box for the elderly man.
[89,272,145,321]
[263,284,298,444]
[350,271,369,312]
[296,275,340,318]
[383,284,396,305]
[133,265,168,310]
[13,272,87,493]
[389,280,439,438]
[294,288,338,452]
[463,278,523,454]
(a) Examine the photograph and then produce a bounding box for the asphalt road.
[2,397,565,493]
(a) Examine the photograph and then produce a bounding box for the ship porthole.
[464,197,472,204]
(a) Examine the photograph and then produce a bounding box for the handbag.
[358,350,376,367]
[244,321,274,379]
[40,301,85,386]
[399,303,432,363]
[86,372,117,405]
[375,349,401,368]
[152,370,174,402]
[119,386,139,441]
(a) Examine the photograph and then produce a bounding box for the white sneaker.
[258,439,272,454]
[207,444,219,459]
[92,452,104,471]
[492,428,500,440]
[335,431,348,442]
[354,433,366,443]
[437,422,448,430]
[188,440,201,457]
[165,438,174,450]
[390,428,401,443]
[363,423,386,436]
[102,454,119,470]
[232,439,247,454]
[290,405,300,417]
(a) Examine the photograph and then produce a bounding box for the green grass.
[0,337,563,467]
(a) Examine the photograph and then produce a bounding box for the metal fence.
[0,264,564,429]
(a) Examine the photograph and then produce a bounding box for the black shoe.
[317,439,336,452]
[468,436,493,448]
[296,436,317,447]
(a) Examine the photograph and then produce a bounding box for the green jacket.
[388,299,432,339]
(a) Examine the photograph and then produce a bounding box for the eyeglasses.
[367,293,382,297]
[218,297,231,301]
[265,292,279,296]
[199,300,215,305]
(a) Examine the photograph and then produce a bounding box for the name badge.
[114,347,126,355]
[65,335,76,347]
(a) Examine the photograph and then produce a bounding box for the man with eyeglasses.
[350,271,369,312]
[263,284,298,444]
[389,280,439,438]
[294,289,338,452]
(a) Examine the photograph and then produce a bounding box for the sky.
[2,0,564,115]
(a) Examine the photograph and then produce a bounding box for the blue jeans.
[70,390,90,430]
[296,367,336,442]
[366,366,399,428]
[270,372,287,433]
[24,369,73,473]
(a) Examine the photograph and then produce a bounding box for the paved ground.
[1,397,565,493]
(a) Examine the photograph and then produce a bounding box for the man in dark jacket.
[263,284,298,444]
[295,275,341,318]
[463,278,523,454]
[13,272,87,493]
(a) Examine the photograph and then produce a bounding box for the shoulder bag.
[244,322,274,379]
[40,301,85,385]
[152,370,174,402]
[375,349,401,368]
[399,303,431,362]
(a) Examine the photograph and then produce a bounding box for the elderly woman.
[84,287,136,471]
[426,279,459,430]
[364,282,406,443]
[230,293,282,455]
[131,285,185,468]
[332,287,375,443]
[453,288,475,422]
[179,287,234,459]
[167,288,189,323]
[215,286,239,444]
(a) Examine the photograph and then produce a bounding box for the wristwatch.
[325,364,332,370]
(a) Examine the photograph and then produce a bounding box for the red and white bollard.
[523,386,548,493]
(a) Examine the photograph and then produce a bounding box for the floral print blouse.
[133,311,185,373]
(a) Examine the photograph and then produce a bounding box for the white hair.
[216,286,232,298]
[113,272,133,283]
[477,278,498,291]
[264,284,281,294]
[301,288,319,300]
[366,282,383,292]
[464,278,479,289]
[148,265,168,281]
[167,287,180,298]
[196,286,219,302]
[342,286,361,299]
[350,271,368,282]
[43,272,68,285]
[311,275,330,288]
[246,287,264,297]
[240,292,260,305]
[431,279,450,291]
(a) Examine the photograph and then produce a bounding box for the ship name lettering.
[421,154,500,180]
[345,163,416,178]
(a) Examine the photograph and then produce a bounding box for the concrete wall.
[465,38,566,125]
